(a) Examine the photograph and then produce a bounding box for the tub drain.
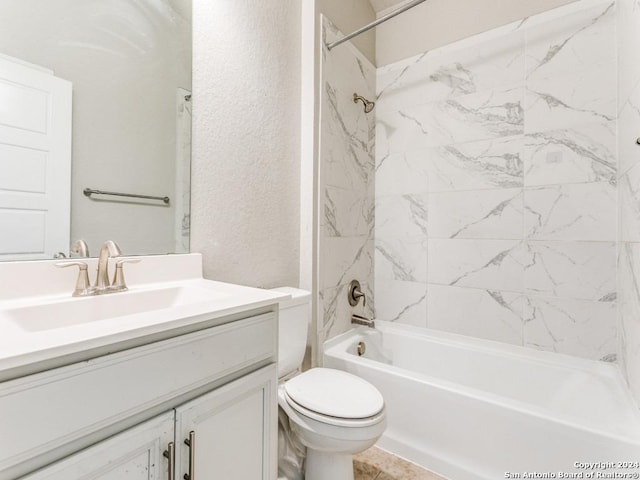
[357,341,366,356]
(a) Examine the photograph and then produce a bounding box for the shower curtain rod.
[326,0,429,51]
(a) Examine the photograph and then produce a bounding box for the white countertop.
[0,254,289,380]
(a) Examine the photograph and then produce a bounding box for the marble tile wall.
[617,0,640,405]
[318,17,376,361]
[374,0,618,361]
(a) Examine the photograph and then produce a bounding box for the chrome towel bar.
[83,188,170,204]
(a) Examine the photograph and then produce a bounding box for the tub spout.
[351,314,375,329]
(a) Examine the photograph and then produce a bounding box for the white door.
[21,412,174,480]
[175,365,278,480]
[0,53,72,260]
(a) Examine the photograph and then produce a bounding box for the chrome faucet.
[351,314,375,329]
[95,240,122,291]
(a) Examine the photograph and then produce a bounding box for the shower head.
[353,93,375,113]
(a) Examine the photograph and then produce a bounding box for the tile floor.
[354,447,447,480]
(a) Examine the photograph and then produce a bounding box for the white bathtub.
[324,321,640,480]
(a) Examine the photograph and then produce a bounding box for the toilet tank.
[270,287,311,379]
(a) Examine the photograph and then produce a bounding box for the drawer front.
[0,313,276,477]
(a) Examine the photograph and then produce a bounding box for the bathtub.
[324,321,640,480]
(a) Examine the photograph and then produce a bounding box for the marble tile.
[524,121,616,186]
[375,236,428,283]
[620,163,640,242]
[617,83,640,177]
[321,236,374,290]
[376,194,428,239]
[374,279,428,327]
[525,1,615,80]
[619,242,640,406]
[428,239,525,293]
[525,64,616,134]
[376,52,435,111]
[377,30,525,111]
[428,188,523,239]
[426,136,524,192]
[379,87,524,154]
[321,81,374,193]
[319,283,344,347]
[620,0,640,397]
[617,0,640,106]
[375,151,428,196]
[524,241,616,301]
[427,285,523,345]
[324,186,373,237]
[370,1,620,362]
[524,182,616,241]
[323,17,376,95]
[426,29,525,96]
[523,295,617,361]
[354,447,447,480]
[320,16,376,346]
[319,280,375,346]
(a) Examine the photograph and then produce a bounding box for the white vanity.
[0,254,286,480]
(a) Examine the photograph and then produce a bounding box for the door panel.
[175,365,277,480]
[21,412,174,480]
[0,53,71,260]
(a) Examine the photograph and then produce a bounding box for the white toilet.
[272,287,386,480]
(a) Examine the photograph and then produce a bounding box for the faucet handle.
[348,280,366,307]
[56,261,94,297]
[111,258,141,292]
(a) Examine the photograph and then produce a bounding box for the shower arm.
[326,0,429,51]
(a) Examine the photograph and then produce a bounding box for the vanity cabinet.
[22,413,175,480]
[21,366,276,480]
[175,365,276,480]
[0,311,278,480]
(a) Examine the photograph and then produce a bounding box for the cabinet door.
[175,364,277,480]
[21,412,174,480]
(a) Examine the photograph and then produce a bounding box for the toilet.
[272,287,386,480]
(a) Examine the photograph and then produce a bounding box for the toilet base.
[305,450,353,480]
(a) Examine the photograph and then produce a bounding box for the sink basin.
[7,285,229,332]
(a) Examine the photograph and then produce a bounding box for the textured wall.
[617,0,640,406]
[375,0,617,361]
[375,0,578,66]
[191,0,301,288]
[317,17,376,361]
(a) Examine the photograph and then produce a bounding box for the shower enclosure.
[313,0,640,473]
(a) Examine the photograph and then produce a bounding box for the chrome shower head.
[353,93,375,113]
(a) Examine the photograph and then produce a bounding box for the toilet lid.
[284,368,384,419]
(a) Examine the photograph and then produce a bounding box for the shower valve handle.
[348,280,366,307]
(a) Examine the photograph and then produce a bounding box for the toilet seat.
[283,368,385,425]
[281,388,385,428]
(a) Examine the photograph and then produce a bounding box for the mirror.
[0,0,192,261]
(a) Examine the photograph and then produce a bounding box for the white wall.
[376,0,579,66]
[0,0,191,256]
[191,0,301,288]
